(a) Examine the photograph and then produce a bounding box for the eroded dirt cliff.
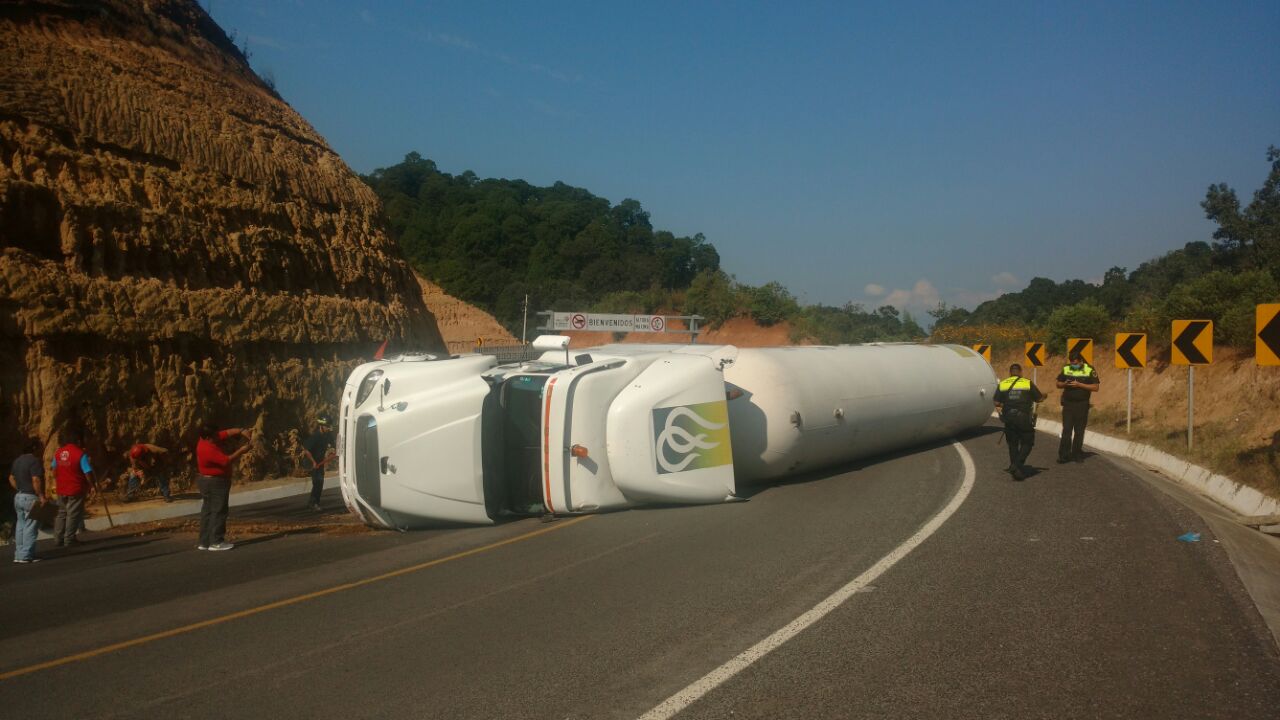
[0,0,444,480]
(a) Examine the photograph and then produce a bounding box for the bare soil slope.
[0,0,444,478]
[417,275,516,351]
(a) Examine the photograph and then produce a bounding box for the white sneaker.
[207,542,235,551]
[196,545,209,551]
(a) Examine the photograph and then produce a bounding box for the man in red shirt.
[124,443,170,502]
[195,424,253,551]
[51,429,98,547]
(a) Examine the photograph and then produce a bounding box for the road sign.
[1171,320,1213,365]
[973,344,991,363]
[1258,304,1280,366]
[1024,342,1045,367]
[1114,333,1146,369]
[553,312,667,333]
[1067,338,1094,366]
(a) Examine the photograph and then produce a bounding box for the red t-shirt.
[54,444,91,496]
[129,444,147,460]
[197,431,232,477]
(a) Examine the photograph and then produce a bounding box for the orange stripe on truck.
[542,376,557,514]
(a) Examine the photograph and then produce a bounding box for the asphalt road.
[1,422,1278,719]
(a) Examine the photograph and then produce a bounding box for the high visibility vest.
[998,376,1031,392]
[1062,363,1095,379]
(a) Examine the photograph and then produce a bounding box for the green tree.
[1045,300,1112,352]
[1202,145,1280,277]
[684,269,738,327]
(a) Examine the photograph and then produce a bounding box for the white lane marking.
[637,440,977,720]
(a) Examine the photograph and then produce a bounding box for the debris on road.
[1177,532,1202,543]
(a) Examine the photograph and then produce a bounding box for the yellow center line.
[0,515,594,682]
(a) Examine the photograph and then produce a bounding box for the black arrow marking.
[1260,311,1280,359]
[977,345,990,356]
[1026,343,1043,366]
[1174,321,1210,364]
[1069,338,1090,359]
[1116,334,1144,368]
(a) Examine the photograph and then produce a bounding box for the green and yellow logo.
[652,400,733,474]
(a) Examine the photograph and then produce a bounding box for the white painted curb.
[1034,418,1280,518]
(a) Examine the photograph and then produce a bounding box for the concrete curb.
[42,475,340,535]
[1034,418,1280,518]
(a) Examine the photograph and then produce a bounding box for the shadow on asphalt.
[727,425,1003,501]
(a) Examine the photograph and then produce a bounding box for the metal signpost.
[1114,333,1146,434]
[1171,320,1213,451]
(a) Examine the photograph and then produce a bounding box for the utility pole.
[521,294,529,344]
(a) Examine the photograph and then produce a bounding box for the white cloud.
[991,271,1019,289]
[864,283,886,297]
[882,279,941,313]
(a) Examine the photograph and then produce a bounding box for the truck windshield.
[499,374,549,515]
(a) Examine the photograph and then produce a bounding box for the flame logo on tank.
[652,401,733,474]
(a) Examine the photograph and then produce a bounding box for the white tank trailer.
[336,336,997,529]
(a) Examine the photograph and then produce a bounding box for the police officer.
[994,363,1046,480]
[1056,351,1100,463]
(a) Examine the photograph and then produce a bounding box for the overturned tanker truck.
[336,336,997,529]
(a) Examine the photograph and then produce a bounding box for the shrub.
[739,281,800,327]
[684,269,739,327]
[1045,300,1112,351]
[1160,270,1279,346]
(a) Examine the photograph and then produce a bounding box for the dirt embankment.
[992,345,1280,498]
[0,0,444,480]
[417,275,516,352]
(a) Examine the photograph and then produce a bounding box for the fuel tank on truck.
[722,344,997,483]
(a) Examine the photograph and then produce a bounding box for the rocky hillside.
[0,0,444,478]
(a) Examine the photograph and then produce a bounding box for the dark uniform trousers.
[1059,401,1090,460]
[1003,408,1036,470]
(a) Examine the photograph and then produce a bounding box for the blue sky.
[210,0,1279,316]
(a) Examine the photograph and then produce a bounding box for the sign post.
[1171,320,1213,451]
[1114,333,1146,433]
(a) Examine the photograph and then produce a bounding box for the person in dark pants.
[994,363,1046,481]
[51,429,98,547]
[301,414,336,511]
[1057,351,1100,463]
[195,424,253,551]
[9,438,47,563]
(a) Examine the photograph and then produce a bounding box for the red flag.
[373,339,388,360]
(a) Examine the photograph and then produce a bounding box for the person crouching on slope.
[195,424,253,552]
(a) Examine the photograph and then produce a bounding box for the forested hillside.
[363,153,720,330]
[364,153,926,343]
[933,146,1279,349]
